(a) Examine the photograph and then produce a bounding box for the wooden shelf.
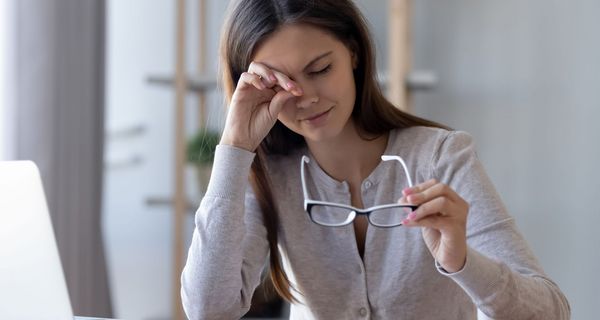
[145,196,199,212]
[148,71,436,93]
[146,74,217,92]
[377,71,438,91]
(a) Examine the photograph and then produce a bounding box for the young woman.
[181,1,570,319]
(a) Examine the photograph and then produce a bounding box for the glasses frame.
[300,155,418,228]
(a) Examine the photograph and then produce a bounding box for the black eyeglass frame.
[300,155,419,228]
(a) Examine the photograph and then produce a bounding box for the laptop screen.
[0,161,74,320]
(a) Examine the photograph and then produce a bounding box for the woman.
[181,0,570,319]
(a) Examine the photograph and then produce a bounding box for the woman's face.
[252,23,357,143]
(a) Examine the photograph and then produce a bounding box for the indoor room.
[1,0,598,319]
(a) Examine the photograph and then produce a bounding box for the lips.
[302,107,333,121]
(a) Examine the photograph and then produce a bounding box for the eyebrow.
[302,51,333,71]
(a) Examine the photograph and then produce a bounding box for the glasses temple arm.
[300,156,311,200]
[381,155,414,187]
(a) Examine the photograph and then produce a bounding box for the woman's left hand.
[399,179,469,273]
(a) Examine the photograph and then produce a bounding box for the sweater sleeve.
[181,145,270,320]
[431,131,570,320]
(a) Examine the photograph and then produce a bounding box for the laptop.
[0,161,74,320]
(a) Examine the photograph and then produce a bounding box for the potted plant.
[186,130,220,194]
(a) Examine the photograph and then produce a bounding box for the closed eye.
[309,64,331,76]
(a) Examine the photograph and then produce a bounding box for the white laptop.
[0,161,74,320]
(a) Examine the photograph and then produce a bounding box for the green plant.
[186,130,221,166]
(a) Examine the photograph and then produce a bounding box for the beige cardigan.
[181,126,570,319]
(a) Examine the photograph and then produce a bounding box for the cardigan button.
[359,307,368,317]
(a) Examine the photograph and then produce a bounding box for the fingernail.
[408,212,417,220]
[270,75,277,82]
[402,219,410,225]
[407,194,419,202]
[403,187,414,195]
[287,82,295,89]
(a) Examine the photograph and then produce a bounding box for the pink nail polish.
[287,82,295,89]
[270,75,277,82]
[408,212,416,220]
[402,219,410,225]
[403,187,413,195]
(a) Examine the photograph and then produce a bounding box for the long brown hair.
[219,0,446,303]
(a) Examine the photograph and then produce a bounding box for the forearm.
[181,145,268,319]
[432,131,570,319]
[441,246,570,319]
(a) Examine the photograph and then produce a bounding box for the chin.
[300,126,344,144]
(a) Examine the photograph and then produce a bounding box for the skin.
[220,23,468,273]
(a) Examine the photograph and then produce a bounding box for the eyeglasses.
[300,155,418,228]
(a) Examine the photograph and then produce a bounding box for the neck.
[306,120,389,183]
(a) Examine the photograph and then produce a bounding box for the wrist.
[438,246,467,273]
[219,135,256,152]
[441,256,466,273]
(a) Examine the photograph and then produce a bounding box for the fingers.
[399,179,468,271]
[404,180,459,206]
[238,72,268,91]
[398,180,469,227]
[397,178,437,205]
[397,179,460,220]
[248,61,303,96]
[272,71,303,96]
[248,62,278,87]
[405,214,445,229]
[402,179,437,197]
[405,196,454,221]
[268,90,295,119]
[239,65,298,120]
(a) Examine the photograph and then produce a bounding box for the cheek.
[323,68,356,108]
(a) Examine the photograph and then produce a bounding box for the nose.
[295,83,319,109]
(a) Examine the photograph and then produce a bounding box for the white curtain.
[10,0,112,317]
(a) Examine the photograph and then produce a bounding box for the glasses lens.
[310,205,354,226]
[369,206,413,227]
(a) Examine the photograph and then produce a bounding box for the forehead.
[252,23,350,74]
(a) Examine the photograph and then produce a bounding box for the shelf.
[106,124,147,140]
[147,74,218,92]
[147,71,435,93]
[104,154,143,170]
[145,196,200,212]
[376,71,438,91]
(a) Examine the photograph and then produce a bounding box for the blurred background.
[1,0,598,319]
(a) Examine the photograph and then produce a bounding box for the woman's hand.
[220,61,303,152]
[399,179,469,273]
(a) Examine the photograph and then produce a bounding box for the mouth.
[302,107,334,121]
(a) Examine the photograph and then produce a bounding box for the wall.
[410,1,600,319]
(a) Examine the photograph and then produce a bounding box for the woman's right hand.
[220,61,303,152]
